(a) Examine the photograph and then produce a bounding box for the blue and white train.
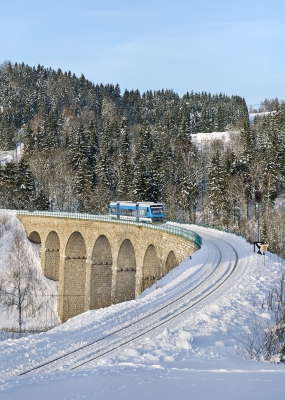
[109,201,165,224]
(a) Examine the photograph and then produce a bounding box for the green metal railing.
[16,210,202,249]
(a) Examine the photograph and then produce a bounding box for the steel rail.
[71,239,238,370]
[17,235,238,376]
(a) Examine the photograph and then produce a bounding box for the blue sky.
[1,0,284,106]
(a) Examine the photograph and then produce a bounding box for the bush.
[239,274,285,363]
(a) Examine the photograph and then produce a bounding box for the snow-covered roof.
[110,201,163,207]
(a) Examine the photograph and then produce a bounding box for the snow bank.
[0,210,59,331]
[0,223,285,398]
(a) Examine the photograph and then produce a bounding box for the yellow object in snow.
[260,244,269,253]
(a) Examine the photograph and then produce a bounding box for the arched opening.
[28,231,41,244]
[114,239,136,304]
[28,231,42,260]
[44,231,60,281]
[165,251,178,275]
[64,232,87,320]
[142,244,161,291]
[90,235,113,309]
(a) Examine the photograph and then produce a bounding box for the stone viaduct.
[17,212,201,322]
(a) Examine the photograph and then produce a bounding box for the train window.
[110,207,116,214]
[121,208,134,216]
[150,206,163,215]
[139,209,146,216]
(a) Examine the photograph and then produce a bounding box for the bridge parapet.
[17,211,202,248]
[17,211,201,322]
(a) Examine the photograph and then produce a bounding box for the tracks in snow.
[18,228,240,376]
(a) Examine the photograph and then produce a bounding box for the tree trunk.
[18,288,22,338]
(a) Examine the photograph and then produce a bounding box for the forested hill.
[0,61,247,212]
[0,61,248,151]
[1,61,285,259]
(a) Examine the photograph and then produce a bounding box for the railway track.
[16,229,239,376]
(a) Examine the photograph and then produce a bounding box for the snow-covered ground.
[0,211,59,331]
[191,131,235,145]
[249,111,274,123]
[0,142,23,166]
[0,216,285,399]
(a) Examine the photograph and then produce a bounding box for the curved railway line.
[16,228,241,377]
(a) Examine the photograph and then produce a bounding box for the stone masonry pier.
[17,213,201,322]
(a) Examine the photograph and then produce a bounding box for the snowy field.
[0,142,23,166]
[249,111,273,123]
[191,131,234,145]
[0,215,285,399]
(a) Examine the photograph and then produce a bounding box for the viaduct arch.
[19,214,200,322]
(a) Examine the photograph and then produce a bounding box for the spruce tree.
[132,125,152,201]
[117,117,132,199]
[95,121,117,211]
[74,158,94,212]
[23,123,35,156]
[208,149,230,227]
[14,159,35,209]
[33,190,50,210]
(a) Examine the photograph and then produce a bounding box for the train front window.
[150,206,163,215]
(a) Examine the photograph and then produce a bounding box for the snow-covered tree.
[208,149,230,227]
[117,117,132,199]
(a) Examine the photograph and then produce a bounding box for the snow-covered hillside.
[0,211,59,331]
[249,111,274,123]
[0,218,285,399]
[0,142,23,166]
[191,130,238,146]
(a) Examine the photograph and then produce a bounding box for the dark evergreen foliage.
[1,61,285,260]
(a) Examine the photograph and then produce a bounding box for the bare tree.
[28,149,76,211]
[238,274,285,363]
[0,229,42,337]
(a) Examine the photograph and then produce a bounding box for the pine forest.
[0,61,285,259]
